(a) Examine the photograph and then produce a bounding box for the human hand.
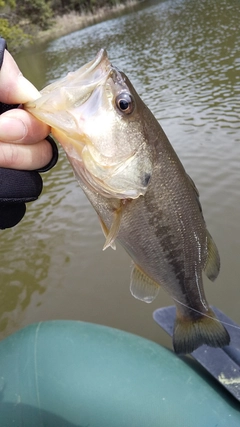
[0,38,58,228]
[0,48,55,169]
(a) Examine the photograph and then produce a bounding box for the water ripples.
[2,0,240,340]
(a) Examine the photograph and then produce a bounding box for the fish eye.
[115,93,134,115]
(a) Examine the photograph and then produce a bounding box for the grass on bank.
[2,0,139,53]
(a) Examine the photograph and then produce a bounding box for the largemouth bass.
[25,49,230,354]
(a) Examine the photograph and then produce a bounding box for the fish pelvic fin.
[130,264,160,303]
[98,216,116,250]
[204,230,220,281]
[101,203,125,251]
[173,308,230,354]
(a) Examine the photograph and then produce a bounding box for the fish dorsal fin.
[204,230,220,281]
[130,264,160,303]
[187,173,199,197]
[187,174,220,281]
[186,174,204,217]
[98,217,116,250]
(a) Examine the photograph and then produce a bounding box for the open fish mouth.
[25,49,112,128]
[60,48,112,100]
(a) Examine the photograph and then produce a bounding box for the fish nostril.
[143,173,151,187]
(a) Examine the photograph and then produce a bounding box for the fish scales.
[81,126,208,313]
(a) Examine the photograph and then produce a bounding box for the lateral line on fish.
[172,297,240,331]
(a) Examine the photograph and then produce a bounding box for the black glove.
[0,37,58,229]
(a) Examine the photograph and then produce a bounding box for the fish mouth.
[80,48,107,73]
[25,49,112,123]
[64,48,112,95]
[81,49,110,79]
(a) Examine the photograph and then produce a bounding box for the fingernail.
[17,75,41,102]
[0,117,27,142]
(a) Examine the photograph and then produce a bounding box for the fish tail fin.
[173,308,230,354]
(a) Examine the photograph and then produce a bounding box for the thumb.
[0,50,41,104]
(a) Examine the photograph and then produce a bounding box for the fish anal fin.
[173,307,230,354]
[204,230,220,281]
[130,264,160,303]
[98,216,116,250]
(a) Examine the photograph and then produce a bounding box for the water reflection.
[2,0,239,346]
[0,228,48,333]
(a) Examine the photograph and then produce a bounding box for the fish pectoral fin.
[204,230,220,281]
[130,264,160,303]
[98,216,116,250]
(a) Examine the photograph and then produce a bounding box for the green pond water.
[1,0,239,351]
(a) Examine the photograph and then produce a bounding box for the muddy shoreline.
[36,1,140,46]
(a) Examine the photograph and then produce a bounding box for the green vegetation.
[0,18,31,53]
[0,0,130,53]
[51,0,119,14]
